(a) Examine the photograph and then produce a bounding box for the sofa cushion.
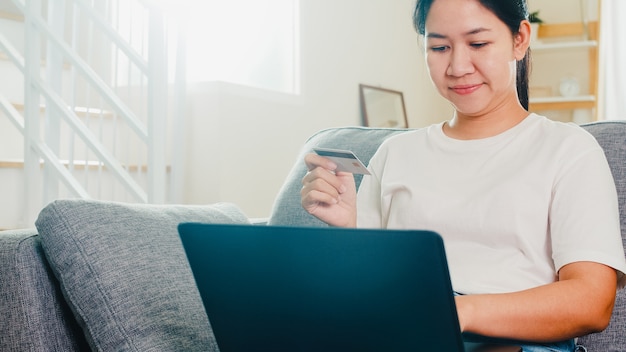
[36,199,250,352]
[268,126,409,227]
[0,229,89,351]
[577,121,626,350]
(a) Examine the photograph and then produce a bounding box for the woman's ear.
[514,20,532,60]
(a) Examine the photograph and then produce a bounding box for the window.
[173,0,300,94]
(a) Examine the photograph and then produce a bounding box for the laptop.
[178,223,521,352]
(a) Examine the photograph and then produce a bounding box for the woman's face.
[424,0,528,117]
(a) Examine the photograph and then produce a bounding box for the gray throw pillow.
[36,199,250,352]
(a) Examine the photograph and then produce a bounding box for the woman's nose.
[446,48,474,77]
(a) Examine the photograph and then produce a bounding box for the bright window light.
[172,0,300,94]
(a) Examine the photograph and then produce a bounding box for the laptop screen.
[179,223,470,351]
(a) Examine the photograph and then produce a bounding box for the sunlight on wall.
[167,0,300,94]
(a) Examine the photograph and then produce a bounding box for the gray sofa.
[1,121,625,351]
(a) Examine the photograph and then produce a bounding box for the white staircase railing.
[0,0,183,227]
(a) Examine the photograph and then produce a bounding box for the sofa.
[1,120,625,351]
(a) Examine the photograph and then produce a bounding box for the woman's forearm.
[456,261,617,342]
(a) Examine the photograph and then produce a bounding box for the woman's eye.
[430,45,448,52]
[470,42,488,48]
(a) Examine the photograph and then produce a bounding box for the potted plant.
[528,10,544,43]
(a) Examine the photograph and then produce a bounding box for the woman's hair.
[413,0,531,110]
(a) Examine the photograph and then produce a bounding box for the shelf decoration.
[359,84,408,128]
[529,10,544,44]
[559,77,581,97]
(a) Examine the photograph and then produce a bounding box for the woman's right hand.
[301,153,357,227]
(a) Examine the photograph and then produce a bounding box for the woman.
[301,0,626,351]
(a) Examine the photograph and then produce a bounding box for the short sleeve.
[550,145,626,288]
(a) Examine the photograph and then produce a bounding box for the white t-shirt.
[357,114,626,294]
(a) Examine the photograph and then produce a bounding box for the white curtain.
[599,0,626,120]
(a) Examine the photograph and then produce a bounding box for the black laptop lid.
[179,223,464,352]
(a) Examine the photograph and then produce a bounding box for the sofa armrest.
[0,229,88,351]
[250,217,269,225]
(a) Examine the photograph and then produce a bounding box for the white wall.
[527,0,598,23]
[181,0,451,218]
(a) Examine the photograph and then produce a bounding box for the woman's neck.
[443,105,530,140]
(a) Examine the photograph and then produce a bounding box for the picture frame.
[359,84,408,128]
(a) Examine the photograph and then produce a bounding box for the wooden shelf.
[532,40,597,50]
[529,17,600,118]
[529,95,596,111]
[536,21,595,38]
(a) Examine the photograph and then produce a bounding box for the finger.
[302,175,342,199]
[304,153,337,172]
[302,166,333,185]
[301,189,340,210]
[302,167,347,194]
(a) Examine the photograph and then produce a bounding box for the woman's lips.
[450,84,483,95]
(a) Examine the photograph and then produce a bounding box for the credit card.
[312,147,371,175]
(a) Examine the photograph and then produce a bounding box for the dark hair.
[413,0,531,110]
